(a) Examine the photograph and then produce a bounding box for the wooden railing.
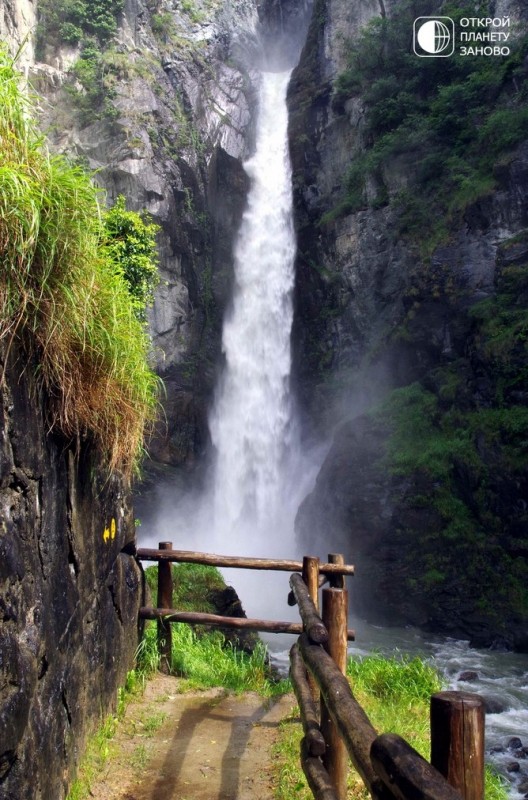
[136,543,485,800]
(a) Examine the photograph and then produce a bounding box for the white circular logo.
[417,19,452,54]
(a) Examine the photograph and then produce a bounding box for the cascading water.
[209,68,299,551]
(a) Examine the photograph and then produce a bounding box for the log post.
[430,691,485,800]
[303,556,321,609]
[327,553,345,589]
[303,556,321,701]
[157,541,173,674]
[321,585,349,800]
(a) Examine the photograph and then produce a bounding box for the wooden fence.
[137,543,485,800]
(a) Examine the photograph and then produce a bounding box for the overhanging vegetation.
[0,51,160,474]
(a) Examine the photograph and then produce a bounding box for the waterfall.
[209,69,297,550]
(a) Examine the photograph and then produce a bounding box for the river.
[265,620,528,797]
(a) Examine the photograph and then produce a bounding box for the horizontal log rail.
[137,547,354,576]
[140,606,356,638]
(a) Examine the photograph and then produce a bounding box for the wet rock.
[518,779,528,793]
[458,670,479,681]
[208,585,259,654]
[490,744,506,753]
[482,695,507,714]
[509,737,524,751]
[507,762,521,773]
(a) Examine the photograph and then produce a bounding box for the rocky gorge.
[1,0,528,794]
[3,0,528,650]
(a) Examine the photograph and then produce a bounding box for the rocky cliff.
[289,0,528,648]
[5,0,264,469]
[0,343,142,799]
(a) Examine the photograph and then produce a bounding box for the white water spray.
[138,63,325,619]
[209,69,299,552]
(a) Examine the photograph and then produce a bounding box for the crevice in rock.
[108,582,124,625]
[61,689,72,726]
[38,655,48,681]
[0,750,17,781]
[67,538,80,578]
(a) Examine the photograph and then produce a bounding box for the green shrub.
[37,0,124,51]
[328,0,528,241]
[0,52,159,473]
[102,197,160,323]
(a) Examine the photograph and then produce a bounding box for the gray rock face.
[0,344,142,799]
[289,0,528,647]
[0,0,37,69]
[19,0,261,467]
[289,0,528,421]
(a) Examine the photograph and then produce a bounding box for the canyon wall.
[289,0,528,649]
[0,344,142,799]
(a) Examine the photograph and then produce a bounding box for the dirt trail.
[87,675,296,800]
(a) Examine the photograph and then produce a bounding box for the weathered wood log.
[138,548,354,576]
[300,737,340,800]
[141,608,355,640]
[157,541,173,674]
[298,634,392,800]
[327,554,345,589]
[430,692,485,800]
[303,556,321,610]
[371,733,463,800]
[288,574,328,606]
[290,642,326,757]
[321,588,349,800]
[290,573,328,644]
[142,607,307,636]
[303,556,321,701]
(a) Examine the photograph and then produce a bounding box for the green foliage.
[139,621,288,696]
[170,625,288,695]
[329,0,528,244]
[370,253,528,625]
[144,563,226,613]
[37,0,125,120]
[37,0,124,51]
[346,654,442,702]
[151,11,174,40]
[102,197,159,323]
[0,52,159,473]
[141,564,287,693]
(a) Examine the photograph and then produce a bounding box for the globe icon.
[417,19,452,54]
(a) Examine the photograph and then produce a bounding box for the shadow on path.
[142,693,287,800]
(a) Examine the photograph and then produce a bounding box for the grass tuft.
[0,51,159,474]
[139,621,289,697]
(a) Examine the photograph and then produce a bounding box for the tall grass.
[138,621,289,697]
[0,51,159,473]
[273,654,507,800]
